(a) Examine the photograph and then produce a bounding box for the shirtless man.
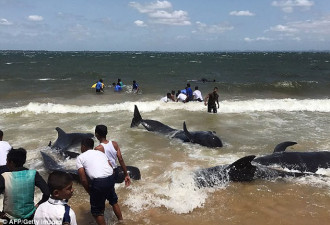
[204,87,219,113]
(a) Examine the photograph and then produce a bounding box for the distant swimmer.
[115,82,122,92]
[118,78,123,87]
[204,87,219,113]
[132,80,139,93]
[193,86,203,102]
[95,79,104,93]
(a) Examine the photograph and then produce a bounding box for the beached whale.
[253,141,330,173]
[49,127,94,158]
[130,105,223,148]
[195,155,307,188]
[40,151,141,183]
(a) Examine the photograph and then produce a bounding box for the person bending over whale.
[94,125,131,187]
[77,138,123,224]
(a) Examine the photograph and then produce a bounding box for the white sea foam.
[124,165,211,214]
[38,78,56,81]
[1,98,330,114]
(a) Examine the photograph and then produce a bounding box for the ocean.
[1,51,330,225]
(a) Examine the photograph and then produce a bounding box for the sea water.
[1,51,330,224]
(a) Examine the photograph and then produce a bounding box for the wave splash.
[1,98,330,114]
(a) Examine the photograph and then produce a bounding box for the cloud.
[272,0,314,13]
[244,37,274,42]
[268,17,330,35]
[229,10,255,16]
[28,15,44,21]
[269,24,298,32]
[196,21,233,34]
[129,1,191,26]
[148,10,190,25]
[0,18,12,25]
[129,0,172,13]
[134,20,147,27]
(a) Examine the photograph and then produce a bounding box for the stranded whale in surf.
[253,141,330,173]
[130,105,223,148]
[195,155,308,188]
[49,127,94,158]
[40,151,141,183]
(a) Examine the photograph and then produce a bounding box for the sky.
[0,0,330,51]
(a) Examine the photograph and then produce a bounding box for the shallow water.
[1,51,330,224]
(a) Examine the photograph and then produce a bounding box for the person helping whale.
[77,138,123,224]
[95,79,104,93]
[94,125,131,187]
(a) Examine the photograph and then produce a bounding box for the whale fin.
[51,127,70,150]
[273,141,297,153]
[183,121,194,143]
[56,127,66,138]
[131,105,143,128]
[227,155,256,182]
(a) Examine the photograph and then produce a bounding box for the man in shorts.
[76,138,123,225]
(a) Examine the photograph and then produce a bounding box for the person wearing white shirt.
[193,86,203,102]
[161,93,172,103]
[176,92,187,103]
[0,130,12,166]
[76,138,122,225]
[34,171,77,225]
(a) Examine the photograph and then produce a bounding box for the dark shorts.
[96,89,101,93]
[208,104,217,113]
[90,175,118,216]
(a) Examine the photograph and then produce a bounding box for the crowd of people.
[0,126,130,225]
[161,83,220,113]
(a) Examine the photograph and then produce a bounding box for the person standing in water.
[95,79,104,93]
[132,80,139,93]
[204,87,219,113]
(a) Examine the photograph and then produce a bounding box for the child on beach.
[34,171,77,225]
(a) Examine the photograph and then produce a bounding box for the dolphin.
[130,105,223,148]
[49,127,94,158]
[194,155,307,188]
[253,141,330,173]
[40,151,141,183]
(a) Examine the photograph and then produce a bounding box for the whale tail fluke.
[131,105,143,128]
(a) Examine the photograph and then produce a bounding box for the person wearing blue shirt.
[186,83,193,101]
[95,79,104,93]
[132,80,139,93]
[114,82,122,92]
